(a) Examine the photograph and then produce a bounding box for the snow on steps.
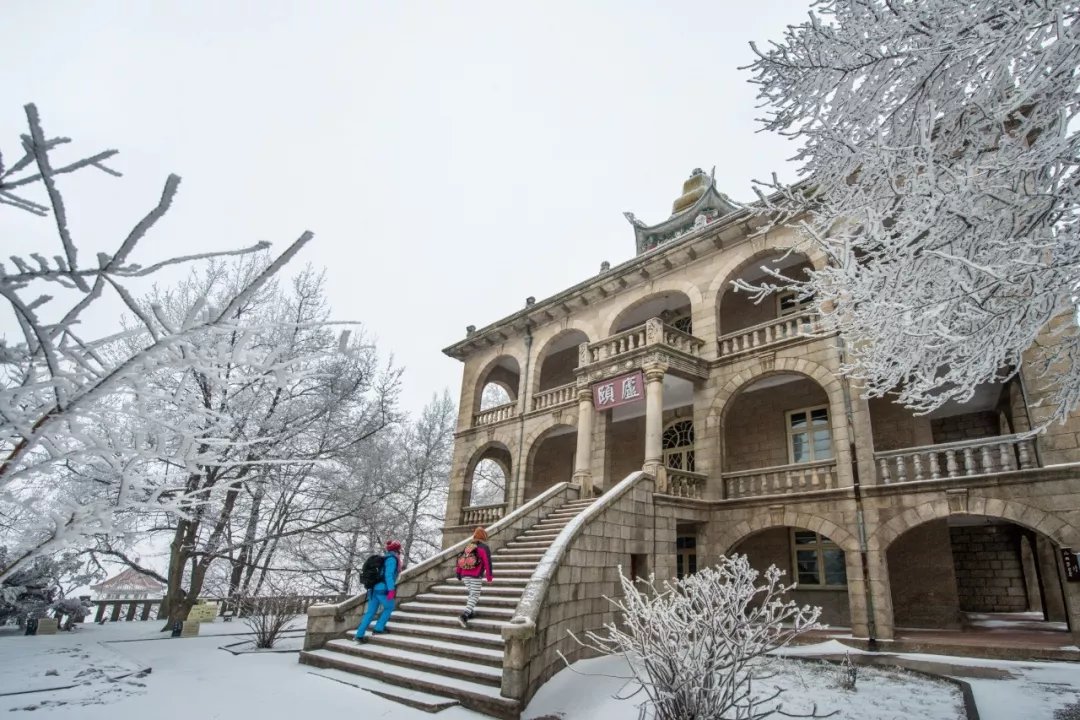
[307,665,462,713]
[299,495,595,719]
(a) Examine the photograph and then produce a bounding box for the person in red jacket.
[455,527,493,629]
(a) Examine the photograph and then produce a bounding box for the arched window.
[663,419,695,472]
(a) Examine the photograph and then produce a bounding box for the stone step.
[357,629,505,668]
[518,530,562,540]
[503,539,556,549]
[416,592,519,608]
[306,666,462,713]
[430,584,522,597]
[488,561,538,569]
[530,522,571,531]
[445,576,528,587]
[391,610,511,635]
[486,568,536,578]
[324,639,502,687]
[544,511,582,520]
[377,620,505,649]
[300,649,519,720]
[403,602,515,619]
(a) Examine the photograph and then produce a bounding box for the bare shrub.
[241,592,300,649]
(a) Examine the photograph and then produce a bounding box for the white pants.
[462,577,483,615]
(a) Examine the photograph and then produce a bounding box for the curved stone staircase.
[299,497,595,718]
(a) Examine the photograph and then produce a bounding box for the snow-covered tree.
[743,1,1080,425]
[569,556,823,720]
[0,103,311,581]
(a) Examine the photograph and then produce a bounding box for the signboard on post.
[1063,548,1080,582]
[592,370,645,411]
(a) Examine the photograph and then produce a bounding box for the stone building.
[303,169,1080,718]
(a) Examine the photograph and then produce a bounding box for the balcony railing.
[585,318,706,366]
[721,459,838,499]
[874,433,1037,484]
[532,382,576,411]
[664,468,708,499]
[717,312,816,360]
[473,402,517,427]
[461,502,507,526]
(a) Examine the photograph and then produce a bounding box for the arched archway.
[879,510,1077,639]
[534,329,589,393]
[462,442,512,508]
[729,522,860,629]
[608,290,694,336]
[474,355,521,413]
[715,249,815,337]
[523,423,577,501]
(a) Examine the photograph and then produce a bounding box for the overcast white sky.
[2,1,809,416]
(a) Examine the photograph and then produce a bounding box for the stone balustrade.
[531,383,576,412]
[717,312,816,359]
[473,402,516,427]
[584,318,706,366]
[586,324,648,364]
[721,459,838,499]
[874,433,1037,484]
[663,468,707,499]
[461,502,506,526]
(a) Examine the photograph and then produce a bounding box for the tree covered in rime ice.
[83,258,401,627]
[0,104,312,582]
[742,1,1080,425]
[569,556,825,720]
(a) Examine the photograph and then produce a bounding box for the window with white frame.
[787,406,832,463]
[662,419,695,471]
[777,290,812,317]
[791,529,847,587]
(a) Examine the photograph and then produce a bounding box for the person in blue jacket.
[355,540,402,643]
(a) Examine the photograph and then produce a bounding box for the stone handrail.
[501,471,651,698]
[585,318,706,365]
[721,459,838,499]
[531,383,576,412]
[662,325,706,357]
[662,468,708,499]
[473,402,517,427]
[461,502,506,526]
[586,324,648,364]
[717,312,816,359]
[304,481,581,651]
[874,433,1037,484]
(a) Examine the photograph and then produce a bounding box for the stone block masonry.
[950,524,1029,613]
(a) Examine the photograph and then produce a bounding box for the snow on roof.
[90,567,165,592]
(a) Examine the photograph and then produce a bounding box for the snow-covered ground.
[0,623,1076,719]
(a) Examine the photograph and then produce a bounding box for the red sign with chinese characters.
[592,370,645,410]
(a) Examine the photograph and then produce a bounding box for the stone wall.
[949,523,1028,613]
[724,378,829,471]
[932,412,1001,445]
[502,472,656,706]
[868,397,933,452]
[305,482,581,652]
[526,433,576,500]
[734,526,851,627]
[886,519,962,629]
[605,415,644,481]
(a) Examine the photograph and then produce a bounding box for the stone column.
[643,363,667,483]
[573,385,595,494]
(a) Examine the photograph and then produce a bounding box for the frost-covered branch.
[743,0,1080,427]
[566,556,826,720]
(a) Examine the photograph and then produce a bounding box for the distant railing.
[473,402,516,427]
[91,594,344,623]
[663,468,708,499]
[874,433,1037,484]
[721,459,838,499]
[585,318,706,365]
[717,312,817,359]
[93,599,162,623]
[532,383,576,411]
[461,502,507,526]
